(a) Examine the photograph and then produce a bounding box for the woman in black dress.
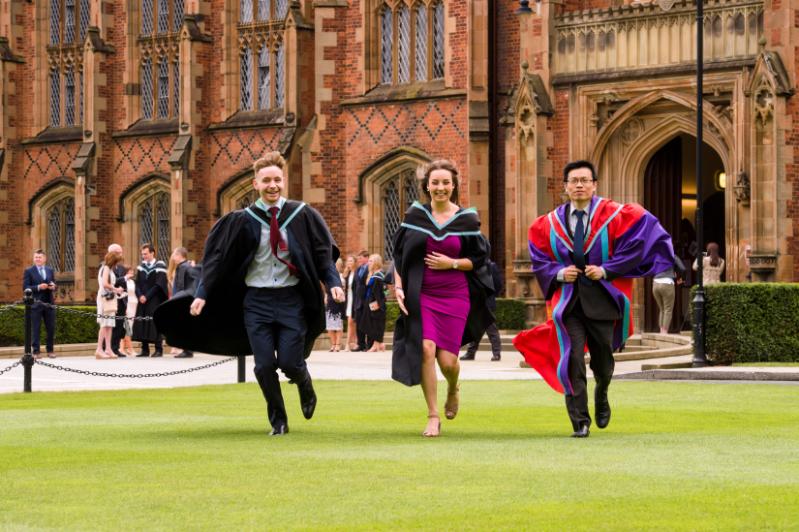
[363,254,387,352]
[325,258,347,351]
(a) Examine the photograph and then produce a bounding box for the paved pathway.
[0,349,795,394]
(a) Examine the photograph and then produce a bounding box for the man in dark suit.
[352,250,371,351]
[460,259,503,361]
[23,249,57,359]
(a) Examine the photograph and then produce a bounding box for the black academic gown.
[154,200,341,357]
[132,261,168,342]
[391,202,495,386]
[362,271,387,343]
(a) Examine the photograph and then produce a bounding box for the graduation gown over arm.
[391,201,495,386]
[512,195,674,394]
[154,200,341,356]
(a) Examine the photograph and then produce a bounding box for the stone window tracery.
[48,0,89,128]
[382,169,419,259]
[138,190,171,263]
[238,1,286,112]
[47,197,76,274]
[139,0,183,121]
[378,0,445,87]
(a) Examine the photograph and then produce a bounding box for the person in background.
[343,255,358,351]
[352,250,371,351]
[652,255,686,334]
[364,254,387,353]
[95,249,124,359]
[23,249,57,359]
[133,243,168,357]
[693,242,725,285]
[122,267,138,357]
[107,243,128,357]
[170,247,199,358]
[460,258,503,361]
[325,258,347,352]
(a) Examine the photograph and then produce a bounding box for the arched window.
[218,171,259,215]
[382,169,419,258]
[47,198,76,273]
[378,1,445,86]
[137,190,171,263]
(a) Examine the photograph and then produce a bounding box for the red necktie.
[269,206,297,276]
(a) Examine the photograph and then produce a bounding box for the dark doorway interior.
[642,135,726,332]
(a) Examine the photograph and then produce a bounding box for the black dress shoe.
[296,375,317,420]
[136,352,150,358]
[113,350,127,358]
[150,351,163,358]
[175,351,194,358]
[595,388,611,429]
[459,354,475,361]
[491,355,501,361]
[270,424,288,436]
[571,424,590,438]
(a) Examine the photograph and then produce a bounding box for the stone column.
[467,0,490,226]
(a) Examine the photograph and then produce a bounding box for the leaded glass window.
[257,0,270,21]
[433,1,444,79]
[258,46,271,110]
[240,46,253,110]
[78,71,84,123]
[237,189,260,210]
[174,0,184,32]
[276,0,288,19]
[173,61,180,119]
[138,191,171,263]
[158,0,169,33]
[49,70,61,127]
[240,0,253,23]
[142,0,154,34]
[64,67,75,126]
[397,5,410,84]
[141,57,153,120]
[79,0,90,41]
[275,41,285,108]
[380,6,393,85]
[157,58,169,119]
[47,198,75,273]
[382,169,420,259]
[64,0,76,43]
[415,4,428,82]
[50,0,62,45]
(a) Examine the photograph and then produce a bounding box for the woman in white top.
[692,242,725,285]
[95,249,124,359]
[343,256,357,350]
[122,267,138,356]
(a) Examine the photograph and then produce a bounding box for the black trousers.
[563,303,615,431]
[31,302,56,354]
[464,322,501,358]
[355,310,371,351]
[243,286,308,429]
[111,300,126,352]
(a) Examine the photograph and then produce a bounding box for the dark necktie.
[573,210,586,270]
[269,206,297,276]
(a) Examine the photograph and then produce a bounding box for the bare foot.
[423,414,441,437]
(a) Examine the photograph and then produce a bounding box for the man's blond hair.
[253,151,286,174]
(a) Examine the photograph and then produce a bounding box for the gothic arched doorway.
[642,134,726,332]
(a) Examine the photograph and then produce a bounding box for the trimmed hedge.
[692,283,799,364]
[383,297,528,332]
[0,306,100,347]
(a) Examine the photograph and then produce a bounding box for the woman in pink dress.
[391,160,495,437]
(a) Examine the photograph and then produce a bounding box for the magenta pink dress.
[420,236,470,354]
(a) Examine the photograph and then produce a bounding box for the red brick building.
[0,0,797,331]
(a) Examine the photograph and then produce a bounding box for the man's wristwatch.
[452,260,458,270]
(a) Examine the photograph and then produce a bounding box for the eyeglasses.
[565,177,594,185]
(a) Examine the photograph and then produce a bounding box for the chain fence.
[34,356,236,379]
[0,360,22,377]
[38,301,153,322]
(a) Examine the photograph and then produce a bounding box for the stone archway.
[589,90,735,332]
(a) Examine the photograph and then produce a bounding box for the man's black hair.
[563,160,597,182]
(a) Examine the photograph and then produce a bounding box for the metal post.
[22,289,35,392]
[237,355,246,383]
[692,0,708,367]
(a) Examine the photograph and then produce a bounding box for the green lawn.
[1,381,798,531]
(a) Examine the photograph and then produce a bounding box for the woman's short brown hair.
[419,159,460,204]
[253,151,286,174]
